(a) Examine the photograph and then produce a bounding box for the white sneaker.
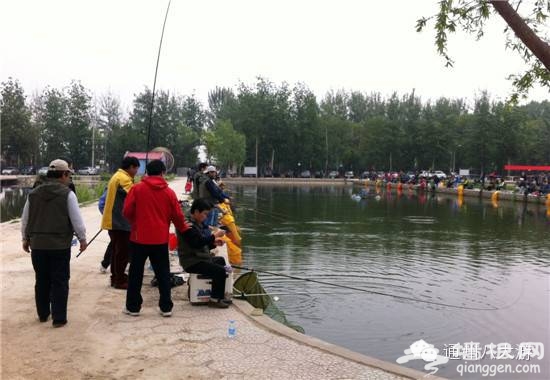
[123,308,140,317]
[99,264,108,273]
[159,308,172,317]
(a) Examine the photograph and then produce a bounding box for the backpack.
[98,187,107,214]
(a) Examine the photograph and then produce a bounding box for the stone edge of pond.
[232,298,444,380]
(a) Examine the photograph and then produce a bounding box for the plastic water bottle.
[71,237,78,247]
[227,320,236,338]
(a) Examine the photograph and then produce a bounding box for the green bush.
[75,181,107,204]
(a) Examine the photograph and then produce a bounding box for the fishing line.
[145,0,172,163]
[237,201,291,220]
[232,265,518,311]
[239,206,288,222]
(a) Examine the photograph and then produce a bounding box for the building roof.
[124,152,164,160]
[504,165,550,172]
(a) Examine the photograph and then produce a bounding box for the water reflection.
[233,185,549,379]
[0,187,31,222]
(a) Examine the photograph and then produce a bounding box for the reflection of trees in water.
[1,187,30,222]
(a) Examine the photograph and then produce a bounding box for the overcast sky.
[1,0,548,112]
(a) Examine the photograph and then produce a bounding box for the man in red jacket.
[122,160,189,317]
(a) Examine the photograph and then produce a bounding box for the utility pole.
[91,119,95,168]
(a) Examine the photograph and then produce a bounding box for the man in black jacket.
[177,198,229,308]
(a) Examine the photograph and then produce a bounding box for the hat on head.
[48,159,73,173]
[204,165,217,173]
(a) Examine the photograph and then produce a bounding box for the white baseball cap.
[48,159,74,173]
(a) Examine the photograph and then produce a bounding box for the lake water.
[232,184,549,379]
[0,187,31,222]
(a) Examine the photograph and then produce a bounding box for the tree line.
[1,77,549,175]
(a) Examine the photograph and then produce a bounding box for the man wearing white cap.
[21,159,88,328]
[198,165,230,226]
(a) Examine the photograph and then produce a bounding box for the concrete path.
[1,177,430,379]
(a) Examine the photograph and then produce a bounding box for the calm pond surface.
[232,184,549,379]
[0,187,32,222]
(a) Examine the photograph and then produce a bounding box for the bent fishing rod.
[145,0,172,164]
[79,1,172,257]
[232,265,523,311]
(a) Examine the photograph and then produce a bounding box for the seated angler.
[177,198,230,308]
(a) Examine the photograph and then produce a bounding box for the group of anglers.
[21,157,243,328]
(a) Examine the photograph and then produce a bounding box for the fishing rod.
[79,3,171,257]
[76,229,102,257]
[232,265,517,311]
[145,0,172,164]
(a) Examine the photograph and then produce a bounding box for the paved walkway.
[1,177,429,379]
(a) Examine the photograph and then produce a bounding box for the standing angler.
[122,160,189,317]
[21,159,88,328]
[101,156,140,289]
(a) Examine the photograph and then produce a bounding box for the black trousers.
[31,249,71,322]
[126,242,172,313]
[100,241,113,268]
[186,257,227,300]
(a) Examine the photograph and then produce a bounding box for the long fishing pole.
[232,265,508,311]
[145,0,172,164]
[76,229,102,258]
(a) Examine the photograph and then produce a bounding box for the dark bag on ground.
[150,274,185,288]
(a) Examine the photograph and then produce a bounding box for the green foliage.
[418,0,550,101]
[204,120,246,171]
[1,78,37,166]
[66,81,92,168]
[2,77,549,179]
[35,87,70,162]
[75,181,107,204]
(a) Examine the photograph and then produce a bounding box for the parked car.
[360,171,370,179]
[37,167,49,175]
[314,171,324,178]
[405,171,416,182]
[77,166,99,175]
[1,167,19,175]
[328,170,339,179]
[300,170,311,178]
[20,166,36,175]
[432,170,447,179]
[344,171,354,179]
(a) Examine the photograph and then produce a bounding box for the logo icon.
[396,339,449,375]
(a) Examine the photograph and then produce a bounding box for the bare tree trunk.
[489,0,550,71]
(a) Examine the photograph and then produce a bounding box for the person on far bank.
[101,156,140,289]
[122,160,190,317]
[177,198,229,308]
[199,166,230,227]
[21,159,88,328]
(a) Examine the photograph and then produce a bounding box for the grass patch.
[75,181,107,204]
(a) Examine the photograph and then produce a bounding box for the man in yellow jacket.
[101,156,140,289]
